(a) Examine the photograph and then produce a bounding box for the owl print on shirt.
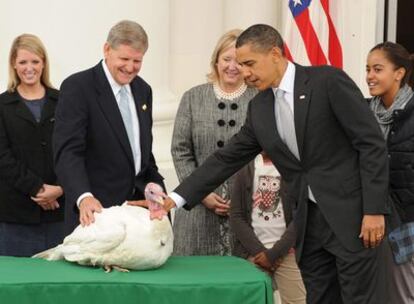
[253,175,282,221]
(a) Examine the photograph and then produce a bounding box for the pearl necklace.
[213,83,247,101]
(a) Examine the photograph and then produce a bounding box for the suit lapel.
[293,65,311,159]
[93,63,134,165]
[261,89,298,162]
[130,79,149,168]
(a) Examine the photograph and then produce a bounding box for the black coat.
[53,62,164,234]
[0,88,63,224]
[387,95,414,223]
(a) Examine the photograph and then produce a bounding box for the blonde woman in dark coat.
[0,34,64,257]
[171,29,257,255]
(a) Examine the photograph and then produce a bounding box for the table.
[0,255,273,304]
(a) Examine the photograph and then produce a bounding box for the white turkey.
[33,183,173,272]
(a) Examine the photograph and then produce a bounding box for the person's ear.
[103,43,111,58]
[271,46,283,63]
[395,67,406,82]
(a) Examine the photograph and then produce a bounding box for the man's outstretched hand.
[162,197,177,213]
[129,196,176,221]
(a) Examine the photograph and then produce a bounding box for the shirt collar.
[272,61,295,96]
[102,60,131,97]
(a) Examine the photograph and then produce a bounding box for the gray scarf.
[369,84,414,139]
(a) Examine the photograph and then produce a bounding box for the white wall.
[0,0,171,90]
[340,0,384,97]
[0,0,383,192]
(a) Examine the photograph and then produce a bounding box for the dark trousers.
[0,221,64,257]
[298,202,388,304]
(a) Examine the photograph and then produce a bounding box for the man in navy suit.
[162,24,389,303]
[54,20,164,234]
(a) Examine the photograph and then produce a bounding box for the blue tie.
[118,86,136,157]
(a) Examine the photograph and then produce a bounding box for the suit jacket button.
[217,140,224,147]
[41,141,47,147]
[217,119,225,126]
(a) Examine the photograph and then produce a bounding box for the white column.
[165,0,225,190]
[169,0,224,97]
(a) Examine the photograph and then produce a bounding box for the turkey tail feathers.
[32,245,63,261]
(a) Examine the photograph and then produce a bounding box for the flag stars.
[293,0,302,7]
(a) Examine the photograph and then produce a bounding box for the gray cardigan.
[171,83,257,255]
[230,161,296,264]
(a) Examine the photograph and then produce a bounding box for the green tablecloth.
[0,255,273,304]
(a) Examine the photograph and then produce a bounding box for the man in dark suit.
[53,20,164,234]
[163,24,389,303]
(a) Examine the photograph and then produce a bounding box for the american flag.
[282,0,343,68]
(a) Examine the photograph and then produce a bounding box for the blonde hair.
[207,29,243,83]
[7,33,53,92]
[107,20,148,52]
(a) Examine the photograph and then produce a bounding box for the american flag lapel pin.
[142,104,147,111]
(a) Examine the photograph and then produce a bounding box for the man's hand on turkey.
[160,196,177,215]
[79,196,103,226]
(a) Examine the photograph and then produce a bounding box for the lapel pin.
[299,95,306,100]
[142,104,147,111]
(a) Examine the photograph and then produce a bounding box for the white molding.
[376,0,385,43]
[387,0,398,42]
